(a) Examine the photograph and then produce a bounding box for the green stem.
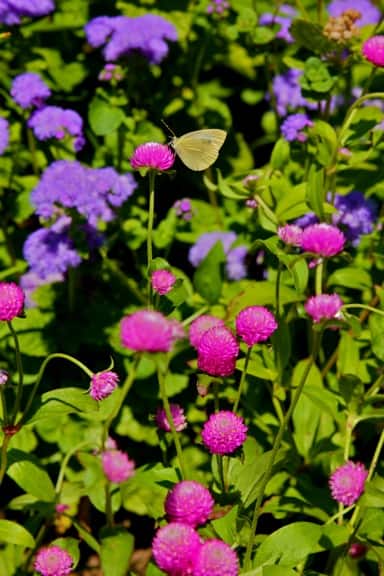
[254,193,278,227]
[243,331,320,570]
[0,434,11,487]
[315,259,324,296]
[339,92,384,147]
[105,482,114,528]
[157,360,187,480]
[0,386,9,426]
[27,127,39,175]
[365,373,384,398]
[233,346,252,413]
[217,454,227,493]
[147,170,156,307]
[55,440,93,496]
[19,352,94,427]
[182,305,209,327]
[8,321,24,424]
[342,304,384,318]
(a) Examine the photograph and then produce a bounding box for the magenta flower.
[165,480,214,527]
[236,306,278,346]
[202,411,247,455]
[34,545,73,576]
[301,223,345,257]
[278,224,303,246]
[101,449,135,483]
[90,371,119,401]
[155,403,187,432]
[151,269,177,295]
[152,522,202,575]
[120,309,183,353]
[130,142,175,171]
[362,36,384,67]
[329,461,368,506]
[197,326,239,377]
[0,370,9,385]
[194,539,239,576]
[0,282,25,321]
[189,314,225,349]
[304,294,343,323]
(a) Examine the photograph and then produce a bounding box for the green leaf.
[311,121,338,167]
[100,528,134,576]
[0,520,35,548]
[369,314,384,361]
[211,506,239,545]
[51,538,80,568]
[290,19,334,54]
[26,388,99,425]
[307,166,325,219]
[7,450,55,502]
[193,241,225,304]
[270,139,290,170]
[328,267,372,290]
[300,57,336,97]
[292,361,323,457]
[89,98,125,135]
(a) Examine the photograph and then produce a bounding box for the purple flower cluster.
[259,4,297,43]
[0,118,9,155]
[272,69,318,117]
[31,160,137,226]
[0,0,55,25]
[28,106,85,151]
[11,72,51,109]
[327,0,380,27]
[281,113,313,142]
[189,231,248,280]
[85,14,178,64]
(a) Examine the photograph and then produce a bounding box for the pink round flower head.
[0,282,25,321]
[362,35,384,67]
[329,461,368,506]
[0,369,8,386]
[165,480,214,526]
[236,305,278,346]
[130,142,175,171]
[278,224,303,247]
[152,522,201,575]
[189,314,225,348]
[304,293,343,323]
[151,269,177,295]
[202,410,247,455]
[120,309,181,353]
[197,326,239,377]
[101,449,135,483]
[34,545,73,576]
[90,370,119,401]
[348,543,367,559]
[194,539,239,576]
[155,403,187,432]
[301,223,345,257]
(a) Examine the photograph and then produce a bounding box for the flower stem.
[233,346,252,413]
[342,303,384,318]
[0,434,11,487]
[147,170,156,307]
[7,321,24,424]
[55,440,93,496]
[243,331,320,570]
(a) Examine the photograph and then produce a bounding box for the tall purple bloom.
[10,72,51,109]
[272,69,318,116]
[259,4,297,42]
[28,106,85,151]
[85,14,178,64]
[281,113,313,142]
[0,0,55,25]
[333,191,377,245]
[0,118,9,155]
[189,231,248,280]
[327,0,380,27]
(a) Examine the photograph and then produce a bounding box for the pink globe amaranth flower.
[165,480,214,526]
[236,306,278,346]
[348,543,367,559]
[362,35,384,67]
[278,224,303,246]
[0,369,8,386]
[151,269,177,295]
[202,411,247,455]
[193,539,239,576]
[301,223,345,257]
[90,370,119,401]
[152,522,202,575]
[304,293,343,323]
[329,461,368,506]
[55,503,69,514]
[0,282,25,321]
[197,326,239,377]
[34,545,73,576]
[101,449,135,483]
[155,403,187,432]
[130,142,175,171]
[189,314,225,348]
[120,309,183,353]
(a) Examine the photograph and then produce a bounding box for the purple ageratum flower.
[259,4,297,42]
[202,410,247,455]
[329,461,368,506]
[28,106,85,151]
[272,69,318,117]
[85,14,178,64]
[0,118,9,155]
[165,480,214,526]
[189,231,248,280]
[34,545,73,576]
[101,449,135,483]
[152,523,202,575]
[10,72,51,109]
[0,0,55,25]
[207,0,230,16]
[333,191,377,245]
[328,0,380,27]
[304,293,343,323]
[174,197,193,220]
[294,212,318,228]
[22,216,82,282]
[194,539,239,576]
[155,403,187,432]
[281,113,313,142]
[130,142,175,171]
[90,371,119,401]
[362,35,384,67]
[226,245,248,280]
[301,223,345,257]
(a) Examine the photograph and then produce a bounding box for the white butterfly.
[170,129,227,171]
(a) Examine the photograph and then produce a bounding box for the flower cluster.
[174,198,193,220]
[236,306,278,346]
[131,142,175,171]
[34,545,73,576]
[189,231,248,280]
[197,326,239,377]
[0,117,9,155]
[0,0,55,26]
[0,282,25,321]
[28,106,85,151]
[281,113,313,142]
[305,294,343,323]
[329,461,368,506]
[271,69,317,117]
[101,448,135,484]
[90,371,119,401]
[120,309,184,353]
[151,269,177,295]
[11,72,51,109]
[362,36,384,68]
[85,14,178,64]
[202,411,248,455]
[165,480,214,526]
[259,4,297,43]
[155,403,187,432]
[327,0,380,26]
[301,223,345,257]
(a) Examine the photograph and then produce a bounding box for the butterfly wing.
[172,129,227,171]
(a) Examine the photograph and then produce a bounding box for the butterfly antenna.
[161,119,176,138]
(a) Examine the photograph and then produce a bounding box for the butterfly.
[170,129,227,171]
